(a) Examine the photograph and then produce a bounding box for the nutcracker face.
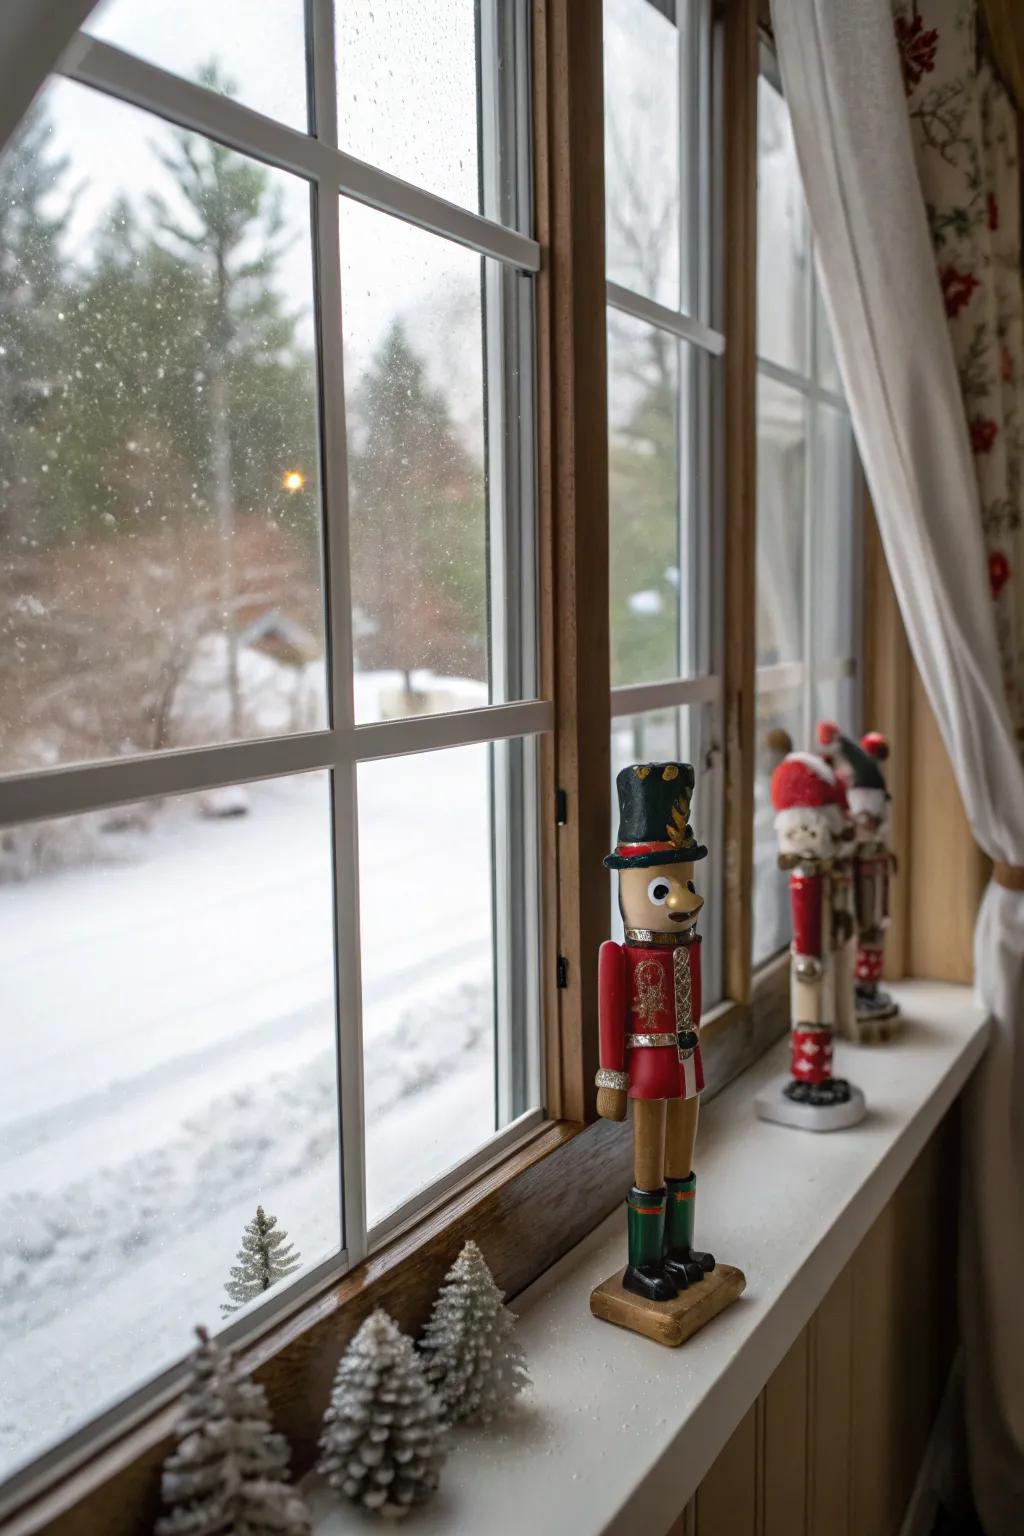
[618,860,704,933]
[847,786,889,842]
[775,805,842,861]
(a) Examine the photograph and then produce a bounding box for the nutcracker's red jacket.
[598,936,703,1100]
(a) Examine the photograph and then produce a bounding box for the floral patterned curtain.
[895,0,1024,744]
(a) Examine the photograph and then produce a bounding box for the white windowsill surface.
[306,980,989,1536]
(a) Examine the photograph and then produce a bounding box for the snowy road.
[0,732,501,1481]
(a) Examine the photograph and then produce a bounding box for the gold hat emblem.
[662,764,679,781]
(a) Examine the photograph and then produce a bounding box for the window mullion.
[309,0,366,1270]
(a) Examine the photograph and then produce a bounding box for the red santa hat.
[770,751,844,813]
[861,731,889,762]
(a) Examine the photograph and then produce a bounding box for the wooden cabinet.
[669,1110,959,1536]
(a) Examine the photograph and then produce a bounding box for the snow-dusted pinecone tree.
[419,1240,529,1424]
[317,1309,448,1521]
[156,1326,310,1536]
[222,1205,301,1316]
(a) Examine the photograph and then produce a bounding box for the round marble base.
[755,1080,867,1133]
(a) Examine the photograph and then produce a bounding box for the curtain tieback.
[992,862,1024,891]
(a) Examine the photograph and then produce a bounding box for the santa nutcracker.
[754,751,866,1131]
[590,763,745,1341]
[818,723,900,1036]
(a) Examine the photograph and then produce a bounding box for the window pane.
[756,373,806,666]
[336,1,482,213]
[609,706,720,1010]
[815,270,842,394]
[87,0,309,131]
[604,0,682,311]
[342,200,497,724]
[812,404,856,659]
[0,771,341,1481]
[757,75,808,373]
[752,688,801,965]
[814,672,857,736]
[359,742,538,1228]
[0,83,326,774]
[607,311,685,687]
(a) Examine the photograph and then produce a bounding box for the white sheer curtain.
[772,3,1024,1531]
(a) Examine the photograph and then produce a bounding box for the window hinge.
[556,955,569,989]
[555,787,568,827]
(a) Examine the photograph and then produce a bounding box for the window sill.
[304,979,988,1536]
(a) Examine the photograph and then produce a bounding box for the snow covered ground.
[0,672,509,1483]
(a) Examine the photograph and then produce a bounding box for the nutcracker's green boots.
[663,1171,716,1286]
[623,1186,677,1302]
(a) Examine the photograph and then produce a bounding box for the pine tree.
[222,1206,301,1317]
[347,319,486,698]
[156,1325,310,1536]
[419,1241,529,1425]
[317,1309,448,1520]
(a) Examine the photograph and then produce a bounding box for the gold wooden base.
[590,1262,746,1347]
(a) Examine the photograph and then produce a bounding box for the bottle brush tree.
[156,1325,310,1536]
[419,1240,529,1424]
[317,1309,448,1520]
[222,1205,301,1317]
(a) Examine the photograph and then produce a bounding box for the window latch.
[555,787,568,827]
[556,955,569,989]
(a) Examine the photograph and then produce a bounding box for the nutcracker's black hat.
[605,762,709,869]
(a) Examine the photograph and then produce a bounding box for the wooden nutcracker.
[818,724,900,1041]
[590,763,745,1348]
[754,752,866,1131]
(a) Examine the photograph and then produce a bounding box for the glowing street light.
[282,469,305,493]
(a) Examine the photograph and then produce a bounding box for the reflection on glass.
[607,312,683,687]
[0,772,341,1482]
[359,744,510,1227]
[813,405,855,659]
[603,0,682,310]
[757,75,808,373]
[752,689,801,965]
[0,82,325,775]
[756,374,806,666]
[337,0,482,213]
[341,200,490,724]
[88,0,309,130]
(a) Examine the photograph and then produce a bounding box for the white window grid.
[0,0,548,1367]
[607,0,724,1005]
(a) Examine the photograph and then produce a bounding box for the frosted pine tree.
[317,1310,448,1521]
[156,1326,310,1536]
[419,1241,529,1424]
[222,1206,301,1317]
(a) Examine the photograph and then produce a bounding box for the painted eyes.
[648,879,671,905]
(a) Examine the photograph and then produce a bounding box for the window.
[752,64,861,966]
[0,0,543,1489]
[603,0,724,1005]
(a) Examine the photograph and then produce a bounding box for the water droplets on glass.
[0,79,326,774]
[86,0,309,131]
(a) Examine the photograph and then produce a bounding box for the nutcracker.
[754,751,867,1131]
[589,763,745,1347]
[818,723,900,1039]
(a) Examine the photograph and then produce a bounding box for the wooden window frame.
[5,5,796,1533]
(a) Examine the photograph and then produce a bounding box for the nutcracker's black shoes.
[665,1246,715,1285]
[623,1262,679,1302]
